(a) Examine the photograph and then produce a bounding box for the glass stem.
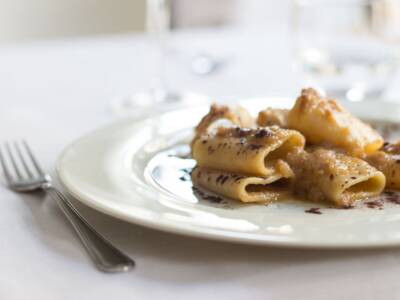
[147,0,171,102]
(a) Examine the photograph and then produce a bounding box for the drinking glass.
[292,0,400,101]
[111,0,209,116]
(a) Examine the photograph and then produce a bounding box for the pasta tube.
[192,126,304,177]
[257,108,289,128]
[191,167,290,203]
[367,141,400,189]
[288,88,383,157]
[288,148,386,207]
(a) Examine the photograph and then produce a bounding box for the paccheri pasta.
[192,167,290,203]
[192,126,304,177]
[192,104,255,145]
[257,108,289,128]
[367,141,400,189]
[190,88,390,208]
[287,148,385,207]
[288,88,383,157]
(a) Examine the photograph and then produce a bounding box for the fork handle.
[45,186,135,272]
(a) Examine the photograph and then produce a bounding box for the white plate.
[57,98,400,248]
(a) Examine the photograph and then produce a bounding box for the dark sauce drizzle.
[305,208,322,215]
[361,191,400,210]
[178,168,192,182]
[364,200,384,210]
[192,186,224,204]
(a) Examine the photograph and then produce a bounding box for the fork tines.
[0,140,43,183]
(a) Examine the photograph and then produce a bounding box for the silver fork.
[0,140,135,272]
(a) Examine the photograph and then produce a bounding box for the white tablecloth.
[2,28,400,300]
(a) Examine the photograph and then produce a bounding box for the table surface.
[2,27,400,300]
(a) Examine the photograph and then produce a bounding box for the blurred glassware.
[191,53,222,76]
[110,0,209,116]
[292,0,400,101]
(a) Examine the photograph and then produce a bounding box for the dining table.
[2,26,400,300]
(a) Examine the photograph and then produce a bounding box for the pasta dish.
[190,88,399,208]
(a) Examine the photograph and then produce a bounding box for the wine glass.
[111,0,210,116]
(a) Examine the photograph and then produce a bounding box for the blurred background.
[0,1,289,43]
[1,0,400,111]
